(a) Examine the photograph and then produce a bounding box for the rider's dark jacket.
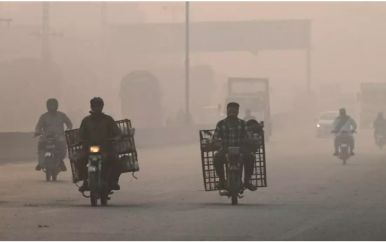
[78,113,121,146]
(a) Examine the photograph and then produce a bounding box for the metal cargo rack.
[65,119,138,183]
[199,129,267,192]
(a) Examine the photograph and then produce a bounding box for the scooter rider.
[332,108,357,156]
[35,98,73,171]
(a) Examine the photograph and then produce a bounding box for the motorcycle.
[65,119,139,207]
[219,146,245,205]
[34,132,62,181]
[375,132,385,149]
[71,139,116,207]
[336,130,355,165]
[200,129,267,206]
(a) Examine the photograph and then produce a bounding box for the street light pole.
[185,1,190,123]
[42,1,51,63]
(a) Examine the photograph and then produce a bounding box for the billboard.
[110,19,311,54]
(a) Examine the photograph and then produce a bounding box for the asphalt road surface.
[1,126,386,240]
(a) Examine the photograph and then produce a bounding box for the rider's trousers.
[213,148,255,182]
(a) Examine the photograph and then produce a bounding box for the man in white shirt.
[332,108,357,156]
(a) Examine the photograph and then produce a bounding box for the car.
[316,111,339,138]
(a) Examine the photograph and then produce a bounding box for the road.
[1,126,386,240]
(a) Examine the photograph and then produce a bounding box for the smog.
[0,2,385,240]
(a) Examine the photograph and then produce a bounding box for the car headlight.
[90,146,100,153]
[317,124,320,128]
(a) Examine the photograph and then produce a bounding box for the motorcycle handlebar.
[33,131,64,139]
[70,138,117,148]
[331,130,357,134]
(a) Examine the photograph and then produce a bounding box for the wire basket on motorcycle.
[199,130,221,152]
[65,119,138,183]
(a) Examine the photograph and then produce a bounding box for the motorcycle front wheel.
[229,171,239,205]
[45,158,51,181]
[89,172,99,207]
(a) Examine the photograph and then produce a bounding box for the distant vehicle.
[120,71,163,128]
[358,83,386,128]
[316,111,339,138]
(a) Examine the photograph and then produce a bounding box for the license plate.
[88,166,97,172]
[45,152,52,157]
[45,144,55,149]
[341,144,348,147]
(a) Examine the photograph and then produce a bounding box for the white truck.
[223,77,272,140]
[358,83,386,128]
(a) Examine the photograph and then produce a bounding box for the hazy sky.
[1,2,386,130]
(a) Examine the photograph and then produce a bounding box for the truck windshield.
[362,91,386,103]
[226,97,265,112]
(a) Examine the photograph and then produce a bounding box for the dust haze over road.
[1,1,386,241]
[1,123,386,240]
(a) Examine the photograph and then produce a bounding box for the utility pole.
[31,2,62,62]
[31,2,62,99]
[100,2,113,114]
[306,48,311,92]
[101,1,107,60]
[41,1,51,63]
[185,1,190,122]
[101,1,107,91]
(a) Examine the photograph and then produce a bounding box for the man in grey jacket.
[332,108,357,156]
[35,98,73,171]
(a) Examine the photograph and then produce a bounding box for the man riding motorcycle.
[212,102,258,192]
[332,108,357,156]
[35,98,73,171]
[77,97,134,193]
[373,112,386,143]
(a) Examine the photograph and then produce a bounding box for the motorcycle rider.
[373,112,386,143]
[77,97,135,192]
[245,119,264,152]
[332,108,357,156]
[35,98,73,171]
[212,102,258,192]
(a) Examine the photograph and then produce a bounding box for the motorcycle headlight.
[90,146,100,153]
[317,124,320,128]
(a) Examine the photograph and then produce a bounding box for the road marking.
[152,196,171,201]
[37,208,68,214]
